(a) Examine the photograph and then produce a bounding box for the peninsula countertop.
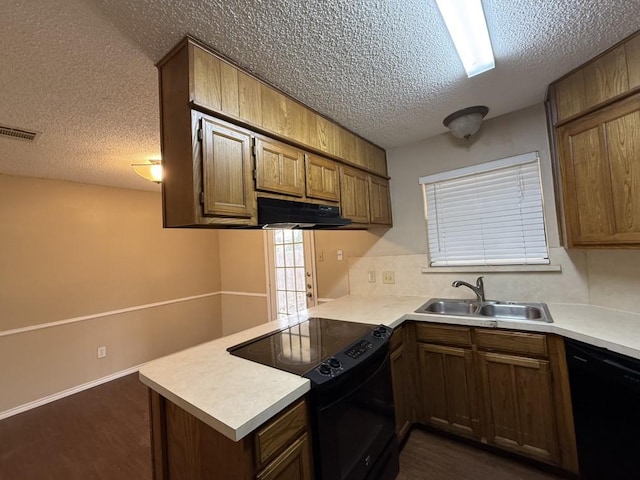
[138,295,640,442]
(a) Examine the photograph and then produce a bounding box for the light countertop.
[139,294,640,442]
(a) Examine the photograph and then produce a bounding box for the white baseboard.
[0,363,145,421]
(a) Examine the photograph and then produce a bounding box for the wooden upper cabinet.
[553,32,640,122]
[201,116,254,218]
[627,34,640,90]
[254,136,305,197]
[339,165,370,224]
[478,352,559,464]
[178,38,388,176]
[557,92,640,246]
[368,175,392,225]
[305,154,340,202]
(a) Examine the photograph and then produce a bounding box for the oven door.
[310,347,398,480]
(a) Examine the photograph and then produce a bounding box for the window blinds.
[419,152,549,267]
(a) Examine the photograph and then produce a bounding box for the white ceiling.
[1,0,639,191]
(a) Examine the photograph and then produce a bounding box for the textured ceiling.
[1,0,639,191]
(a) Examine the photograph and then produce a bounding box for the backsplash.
[348,247,640,314]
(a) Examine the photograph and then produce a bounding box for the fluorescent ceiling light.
[436,0,495,77]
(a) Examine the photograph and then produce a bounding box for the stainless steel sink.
[477,303,545,320]
[415,298,552,323]
[420,299,479,315]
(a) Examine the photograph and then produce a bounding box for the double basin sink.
[415,298,553,323]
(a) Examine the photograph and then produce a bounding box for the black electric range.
[228,318,399,480]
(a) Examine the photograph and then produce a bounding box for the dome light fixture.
[131,159,162,183]
[443,106,489,140]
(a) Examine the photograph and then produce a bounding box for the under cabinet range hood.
[257,197,351,229]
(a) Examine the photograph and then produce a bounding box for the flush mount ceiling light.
[443,105,489,140]
[131,159,162,183]
[436,0,495,78]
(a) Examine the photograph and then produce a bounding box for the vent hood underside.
[256,197,351,229]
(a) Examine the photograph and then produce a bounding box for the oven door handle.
[319,351,391,410]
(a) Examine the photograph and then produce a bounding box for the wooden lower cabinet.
[390,327,413,443]
[416,343,480,439]
[478,352,559,463]
[149,392,312,480]
[256,434,313,480]
[410,323,578,474]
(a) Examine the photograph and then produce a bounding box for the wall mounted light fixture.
[443,106,489,140]
[131,159,162,183]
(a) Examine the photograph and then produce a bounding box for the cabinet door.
[368,175,392,225]
[254,137,305,197]
[390,335,412,443]
[200,116,254,218]
[558,92,640,246]
[256,433,313,480]
[339,165,370,224]
[305,154,340,202]
[417,343,480,439]
[478,352,559,464]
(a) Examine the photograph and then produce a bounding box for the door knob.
[306,292,312,298]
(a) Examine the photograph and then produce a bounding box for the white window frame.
[419,152,558,272]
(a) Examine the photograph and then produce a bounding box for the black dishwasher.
[565,339,640,479]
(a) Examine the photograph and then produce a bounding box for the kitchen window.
[419,152,550,267]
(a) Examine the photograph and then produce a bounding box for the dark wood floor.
[397,429,563,480]
[0,374,151,480]
[0,374,563,479]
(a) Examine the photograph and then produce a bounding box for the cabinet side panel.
[164,398,254,480]
[159,45,195,227]
[547,336,580,474]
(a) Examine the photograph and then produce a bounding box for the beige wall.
[377,103,560,256]
[349,104,640,313]
[0,175,222,413]
[218,230,269,334]
[314,230,381,300]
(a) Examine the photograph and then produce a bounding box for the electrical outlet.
[97,346,107,359]
[368,270,376,283]
[337,249,343,261]
[382,271,395,284]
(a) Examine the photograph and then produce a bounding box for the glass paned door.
[267,230,317,319]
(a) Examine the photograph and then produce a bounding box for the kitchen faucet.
[452,276,486,302]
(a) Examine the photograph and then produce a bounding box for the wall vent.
[0,124,40,142]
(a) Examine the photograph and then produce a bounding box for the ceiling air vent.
[0,124,40,142]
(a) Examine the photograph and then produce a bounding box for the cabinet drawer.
[415,323,472,347]
[255,399,307,468]
[475,329,548,357]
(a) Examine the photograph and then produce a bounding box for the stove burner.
[227,318,391,378]
[276,346,327,366]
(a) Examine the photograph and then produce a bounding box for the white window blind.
[419,152,549,267]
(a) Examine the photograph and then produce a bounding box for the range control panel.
[345,340,373,359]
[304,324,393,387]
